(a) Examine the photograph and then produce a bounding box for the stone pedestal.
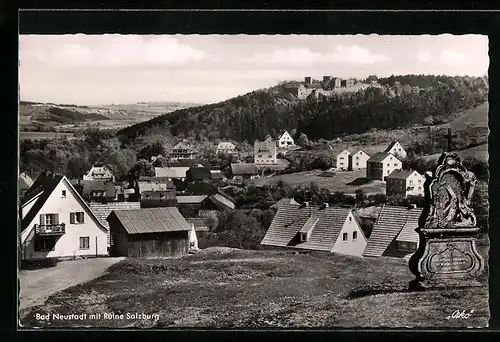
[408,152,485,290]
[409,227,484,289]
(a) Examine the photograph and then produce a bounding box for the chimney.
[304,77,312,85]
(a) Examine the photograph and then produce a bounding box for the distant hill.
[440,102,489,129]
[118,75,488,144]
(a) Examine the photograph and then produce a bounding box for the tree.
[65,155,91,179]
[108,149,138,181]
[127,159,155,182]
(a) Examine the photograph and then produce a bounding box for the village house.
[107,207,191,259]
[175,195,209,217]
[88,201,141,250]
[81,180,119,203]
[366,152,403,181]
[82,162,115,182]
[282,82,312,100]
[210,169,224,181]
[332,148,351,171]
[169,140,197,162]
[261,202,367,257]
[384,140,407,160]
[186,166,213,183]
[230,163,260,182]
[322,76,342,89]
[129,177,176,201]
[277,130,295,149]
[348,149,371,171]
[19,172,35,199]
[216,141,238,155]
[140,190,178,208]
[155,166,190,181]
[20,172,108,261]
[363,204,422,258]
[385,170,425,197]
[254,140,278,165]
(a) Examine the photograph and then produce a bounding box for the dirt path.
[19,257,125,314]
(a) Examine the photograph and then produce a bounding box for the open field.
[19,131,75,141]
[423,144,489,163]
[20,245,489,328]
[251,169,386,195]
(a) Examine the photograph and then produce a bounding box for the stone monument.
[409,152,485,289]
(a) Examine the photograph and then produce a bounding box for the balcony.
[34,223,66,236]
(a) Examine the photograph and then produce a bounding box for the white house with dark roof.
[155,166,190,180]
[254,140,278,165]
[20,172,108,261]
[169,140,196,161]
[261,202,367,257]
[332,149,351,171]
[363,204,422,258]
[385,170,425,197]
[83,162,115,182]
[277,130,295,149]
[384,140,407,160]
[366,152,402,181]
[348,149,371,171]
[216,141,237,155]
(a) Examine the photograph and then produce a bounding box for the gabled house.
[19,172,35,199]
[254,140,278,165]
[277,130,295,149]
[140,190,178,208]
[20,172,108,261]
[384,140,407,160]
[230,163,260,182]
[130,177,176,201]
[366,152,402,181]
[363,204,422,258]
[323,76,342,90]
[169,140,197,162]
[216,142,237,155]
[107,207,191,259]
[176,195,210,217]
[386,170,425,197]
[332,148,351,171]
[83,162,115,182]
[261,202,367,257]
[348,149,371,171]
[270,198,300,210]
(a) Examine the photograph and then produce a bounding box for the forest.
[118,75,488,144]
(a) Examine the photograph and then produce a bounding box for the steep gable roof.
[367,152,397,163]
[208,193,236,210]
[395,208,422,244]
[270,198,300,210]
[386,169,419,180]
[107,207,190,234]
[261,204,353,252]
[363,205,423,257]
[384,141,404,153]
[217,141,236,150]
[171,140,193,151]
[19,172,34,190]
[21,172,107,233]
[277,130,293,141]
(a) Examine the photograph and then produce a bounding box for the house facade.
[107,207,191,259]
[216,142,237,155]
[21,172,108,261]
[386,170,425,197]
[334,149,350,170]
[384,141,407,160]
[82,163,115,182]
[254,140,278,165]
[277,131,295,149]
[261,202,367,257]
[348,150,370,170]
[155,166,190,181]
[366,152,402,181]
[169,140,196,161]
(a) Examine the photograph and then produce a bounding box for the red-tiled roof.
[363,205,423,257]
[107,207,190,234]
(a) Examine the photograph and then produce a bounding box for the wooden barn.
[106,207,191,259]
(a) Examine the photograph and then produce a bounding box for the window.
[34,237,56,252]
[394,163,398,166]
[160,193,165,199]
[340,162,344,166]
[418,186,422,190]
[268,155,272,158]
[42,213,58,225]
[79,237,90,250]
[70,212,85,224]
[339,157,344,160]
[258,154,262,158]
[409,180,414,186]
[300,233,308,242]
[398,148,402,152]
[61,190,66,197]
[418,179,422,184]
[349,216,352,222]
[387,163,390,167]
[353,231,358,241]
[356,162,359,166]
[342,233,348,242]
[356,156,359,160]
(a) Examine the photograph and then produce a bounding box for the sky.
[19,34,489,105]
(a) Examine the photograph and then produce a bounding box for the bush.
[21,258,58,270]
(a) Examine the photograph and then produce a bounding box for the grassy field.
[19,131,75,141]
[251,169,386,195]
[20,245,489,328]
[423,144,489,163]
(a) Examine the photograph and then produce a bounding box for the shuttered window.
[79,237,90,249]
[40,213,58,225]
[70,212,85,224]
